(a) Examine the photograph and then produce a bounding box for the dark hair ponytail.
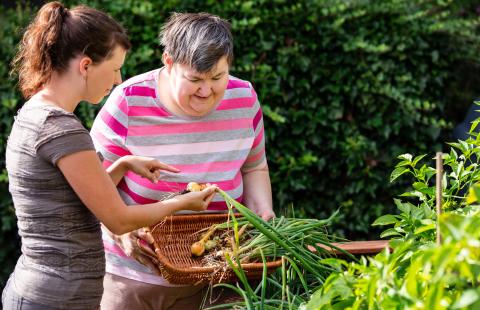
[11,1,131,99]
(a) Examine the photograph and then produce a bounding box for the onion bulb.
[191,241,205,256]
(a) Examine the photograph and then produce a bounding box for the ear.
[79,56,93,77]
[163,52,173,73]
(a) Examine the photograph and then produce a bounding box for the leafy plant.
[373,102,480,243]
[304,209,480,310]
[302,104,480,309]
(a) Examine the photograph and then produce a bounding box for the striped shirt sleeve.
[90,86,131,168]
[241,85,267,172]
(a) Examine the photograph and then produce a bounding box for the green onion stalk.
[216,189,347,283]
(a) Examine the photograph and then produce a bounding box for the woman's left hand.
[107,227,161,275]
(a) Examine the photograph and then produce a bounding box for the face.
[84,45,126,104]
[167,56,229,117]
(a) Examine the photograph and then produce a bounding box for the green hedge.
[1,0,480,287]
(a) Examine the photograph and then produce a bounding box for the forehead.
[103,45,126,65]
[180,56,229,76]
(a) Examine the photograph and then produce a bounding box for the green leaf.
[469,119,480,135]
[474,185,480,204]
[394,199,411,215]
[412,182,427,190]
[412,154,427,167]
[451,289,480,309]
[380,228,402,238]
[414,223,435,235]
[398,154,413,161]
[372,214,399,226]
[390,167,410,182]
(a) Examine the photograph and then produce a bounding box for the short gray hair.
[159,12,233,73]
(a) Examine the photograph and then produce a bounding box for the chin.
[87,97,103,105]
[193,104,216,116]
[193,108,213,117]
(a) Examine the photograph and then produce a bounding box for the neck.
[35,72,83,112]
[158,68,186,117]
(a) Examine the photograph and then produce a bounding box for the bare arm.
[57,150,216,235]
[242,162,275,220]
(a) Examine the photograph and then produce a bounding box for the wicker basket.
[149,213,283,285]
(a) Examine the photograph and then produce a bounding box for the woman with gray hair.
[91,12,274,309]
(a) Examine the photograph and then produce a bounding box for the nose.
[114,71,122,86]
[197,81,212,97]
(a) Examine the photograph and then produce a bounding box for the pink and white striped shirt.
[90,69,266,285]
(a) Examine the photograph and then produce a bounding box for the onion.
[187,182,202,192]
[191,241,205,256]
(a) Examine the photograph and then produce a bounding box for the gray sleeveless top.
[6,103,104,309]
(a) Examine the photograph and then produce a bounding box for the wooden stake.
[436,152,443,245]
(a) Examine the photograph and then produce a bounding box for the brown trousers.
[100,273,239,310]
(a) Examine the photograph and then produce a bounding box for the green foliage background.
[1,0,480,287]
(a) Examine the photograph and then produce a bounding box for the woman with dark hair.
[2,3,216,309]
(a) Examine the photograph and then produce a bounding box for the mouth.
[194,94,210,100]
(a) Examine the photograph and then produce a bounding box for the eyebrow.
[213,71,226,77]
[187,71,226,79]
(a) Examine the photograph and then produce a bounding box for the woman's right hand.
[173,185,217,212]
